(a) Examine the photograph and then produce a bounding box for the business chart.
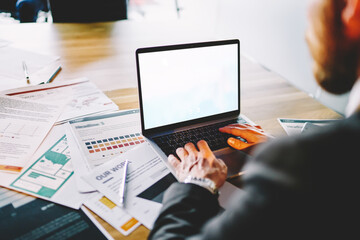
[69,109,146,169]
[10,135,73,198]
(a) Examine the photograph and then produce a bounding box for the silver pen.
[119,159,129,207]
[22,61,30,84]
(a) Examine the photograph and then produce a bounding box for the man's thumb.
[227,137,252,150]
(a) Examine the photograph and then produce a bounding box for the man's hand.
[168,140,228,188]
[219,124,268,151]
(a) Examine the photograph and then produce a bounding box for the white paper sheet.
[84,192,141,236]
[66,127,96,193]
[0,39,10,48]
[2,78,119,124]
[0,46,60,90]
[67,109,145,193]
[278,118,338,135]
[0,95,63,172]
[0,124,90,209]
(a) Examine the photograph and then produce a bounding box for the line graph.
[0,122,40,137]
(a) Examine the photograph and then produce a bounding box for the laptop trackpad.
[214,148,250,177]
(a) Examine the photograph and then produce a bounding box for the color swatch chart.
[69,109,144,168]
[85,133,146,156]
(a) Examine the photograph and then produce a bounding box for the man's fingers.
[197,140,214,159]
[197,140,211,152]
[168,154,180,169]
[176,147,188,161]
[227,137,253,150]
[220,124,268,141]
[219,125,236,134]
[219,126,250,139]
[220,124,261,132]
[184,142,198,154]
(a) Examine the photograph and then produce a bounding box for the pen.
[39,65,62,85]
[22,61,30,84]
[119,159,129,207]
[47,65,61,83]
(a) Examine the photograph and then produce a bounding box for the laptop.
[136,39,253,177]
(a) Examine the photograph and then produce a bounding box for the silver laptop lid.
[136,39,240,136]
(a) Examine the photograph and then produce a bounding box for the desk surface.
[0,21,341,239]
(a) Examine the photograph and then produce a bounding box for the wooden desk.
[0,21,341,239]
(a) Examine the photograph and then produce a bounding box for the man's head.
[306,0,360,94]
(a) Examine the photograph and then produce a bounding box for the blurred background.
[0,0,349,115]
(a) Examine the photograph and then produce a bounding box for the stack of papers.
[0,77,122,237]
[0,73,246,238]
[0,45,145,237]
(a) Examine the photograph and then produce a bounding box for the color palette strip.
[85,133,145,154]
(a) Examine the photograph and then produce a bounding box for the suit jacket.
[149,112,360,239]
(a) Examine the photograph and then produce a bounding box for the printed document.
[84,192,141,236]
[278,118,339,135]
[0,96,62,172]
[2,78,119,124]
[0,124,89,209]
[67,109,145,192]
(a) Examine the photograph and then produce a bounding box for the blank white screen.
[139,43,238,130]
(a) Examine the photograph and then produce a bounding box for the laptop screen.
[136,40,239,132]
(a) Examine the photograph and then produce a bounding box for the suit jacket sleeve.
[148,182,222,239]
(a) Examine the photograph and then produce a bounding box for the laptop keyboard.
[153,119,240,157]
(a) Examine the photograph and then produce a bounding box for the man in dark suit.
[149,0,360,239]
